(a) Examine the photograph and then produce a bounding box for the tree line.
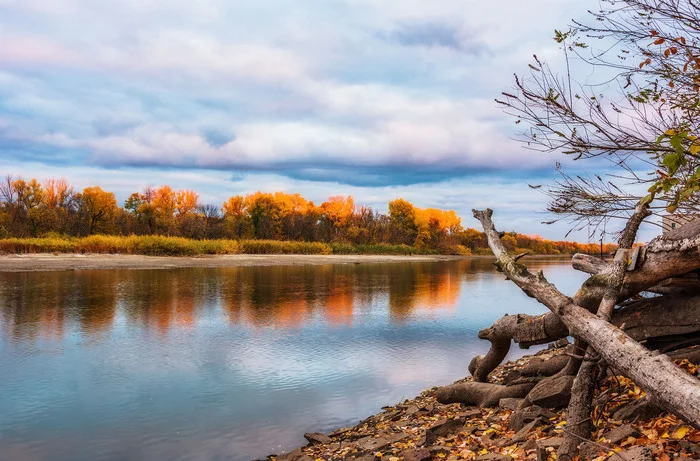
[0,175,615,255]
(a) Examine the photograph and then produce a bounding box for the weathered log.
[571,254,609,275]
[435,381,537,408]
[472,209,700,428]
[470,294,700,381]
[560,204,650,461]
[574,218,700,309]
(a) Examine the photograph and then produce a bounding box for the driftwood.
[470,294,700,382]
[438,209,700,431]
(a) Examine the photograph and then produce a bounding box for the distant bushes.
[239,240,332,255]
[0,235,241,256]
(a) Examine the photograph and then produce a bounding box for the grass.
[0,235,441,256]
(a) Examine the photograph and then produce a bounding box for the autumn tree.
[388,198,418,245]
[221,195,253,238]
[78,186,118,235]
[319,195,355,241]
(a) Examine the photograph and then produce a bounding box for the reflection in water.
[1,261,472,339]
[0,258,584,461]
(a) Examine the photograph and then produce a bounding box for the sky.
[0,0,660,240]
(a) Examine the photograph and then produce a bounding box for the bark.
[472,209,700,429]
[560,205,650,461]
[470,294,700,381]
[435,381,537,408]
[573,218,700,309]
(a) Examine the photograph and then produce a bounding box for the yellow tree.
[80,186,118,235]
[176,190,200,215]
[152,185,177,234]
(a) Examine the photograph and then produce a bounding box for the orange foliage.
[176,189,200,215]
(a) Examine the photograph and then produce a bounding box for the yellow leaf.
[673,426,690,439]
[691,144,700,155]
[556,421,567,427]
[389,458,400,461]
[665,129,677,136]
[479,449,488,455]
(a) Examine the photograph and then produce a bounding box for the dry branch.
[470,208,700,428]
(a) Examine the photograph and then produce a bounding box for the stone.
[679,440,700,454]
[601,424,640,445]
[304,432,331,445]
[535,437,564,461]
[428,446,452,456]
[457,408,483,418]
[400,448,431,461]
[608,446,652,461]
[421,403,435,413]
[509,406,556,431]
[423,417,468,445]
[578,441,607,460]
[499,398,525,411]
[475,454,513,461]
[611,399,661,422]
[354,434,408,455]
[328,427,353,438]
[526,375,575,409]
[405,405,420,416]
[276,447,304,461]
[510,418,547,444]
[522,439,538,451]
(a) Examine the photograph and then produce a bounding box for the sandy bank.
[0,253,466,272]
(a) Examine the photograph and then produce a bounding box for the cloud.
[386,22,487,54]
[0,0,622,239]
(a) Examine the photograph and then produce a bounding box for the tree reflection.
[0,261,478,340]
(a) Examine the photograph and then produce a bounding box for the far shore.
[0,253,468,272]
[0,253,575,273]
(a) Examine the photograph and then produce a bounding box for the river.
[0,257,586,461]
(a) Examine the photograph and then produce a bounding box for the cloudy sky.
[0,0,652,240]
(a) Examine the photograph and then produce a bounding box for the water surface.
[0,258,585,461]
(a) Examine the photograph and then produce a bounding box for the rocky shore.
[263,346,700,461]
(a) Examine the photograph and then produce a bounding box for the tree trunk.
[470,294,700,381]
[472,209,700,428]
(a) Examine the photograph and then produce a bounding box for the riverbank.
[265,347,700,461]
[0,253,466,272]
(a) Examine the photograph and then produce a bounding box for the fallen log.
[470,294,700,381]
[470,209,700,428]
[436,381,537,407]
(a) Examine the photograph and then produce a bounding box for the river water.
[0,258,585,461]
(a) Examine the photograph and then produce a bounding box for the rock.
[510,418,547,444]
[421,403,435,413]
[608,446,652,461]
[405,405,420,416]
[578,441,607,460]
[276,448,304,461]
[354,434,408,455]
[458,408,483,418]
[601,424,640,445]
[535,437,564,461]
[422,417,467,445]
[400,448,431,461]
[522,439,538,451]
[328,427,353,438]
[499,398,524,411]
[679,440,700,454]
[611,398,661,422]
[475,454,513,461]
[526,375,575,409]
[428,446,452,456]
[304,432,331,445]
[509,406,556,431]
